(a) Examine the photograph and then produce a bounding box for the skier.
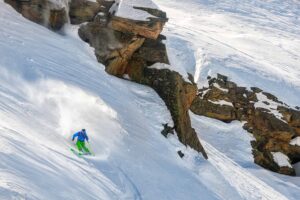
[72,129,90,154]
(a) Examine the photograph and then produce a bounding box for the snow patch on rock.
[271,152,292,168]
[110,0,159,21]
[254,92,284,121]
[290,137,300,146]
[209,100,233,107]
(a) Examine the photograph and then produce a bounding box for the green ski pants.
[76,141,90,153]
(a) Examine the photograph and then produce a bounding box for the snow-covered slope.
[0,1,217,199]
[155,0,300,107]
[1,0,300,199]
[153,0,300,199]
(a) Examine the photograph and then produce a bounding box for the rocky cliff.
[76,0,207,158]
[191,74,300,175]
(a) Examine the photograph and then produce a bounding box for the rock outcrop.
[77,0,207,158]
[5,0,68,30]
[191,74,300,175]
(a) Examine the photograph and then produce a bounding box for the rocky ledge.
[191,74,300,175]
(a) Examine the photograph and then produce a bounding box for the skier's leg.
[82,142,90,153]
[76,141,83,152]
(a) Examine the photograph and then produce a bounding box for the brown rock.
[109,7,168,40]
[278,106,300,127]
[4,0,67,30]
[140,68,207,158]
[133,35,169,65]
[192,74,300,175]
[106,36,145,76]
[69,0,102,24]
[48,9,67,30]
[252,108,294,141]
[191,99,236,122]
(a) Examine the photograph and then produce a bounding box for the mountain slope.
[0,1,218,199]
[154,0,300,106]
[1,0,300,199]
[153,0,300,199]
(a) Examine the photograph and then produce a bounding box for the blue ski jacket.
[72,131,89,142]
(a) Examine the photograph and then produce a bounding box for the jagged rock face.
[78,21,145,77]
[132,35,169,66]
[4,0,68,30]
[191,74,300,175]
[123,34,206,158]
[143,68,207,158]
[278,106,300,135]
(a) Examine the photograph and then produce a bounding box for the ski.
[70,148,84,157]
[70,148,93,157]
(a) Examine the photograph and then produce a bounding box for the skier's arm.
[72,133,78,141]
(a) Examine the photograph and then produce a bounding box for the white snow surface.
[212,83,229,93]
[154,0,300,107]
[1,0,300,199]
[208,100,233,107]
[271,152,292,168]
[110,0,159,21]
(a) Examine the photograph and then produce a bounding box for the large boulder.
[78,21,145,77]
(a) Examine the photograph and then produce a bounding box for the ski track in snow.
[203,141,289,200]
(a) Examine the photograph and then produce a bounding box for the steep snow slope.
[155,0,300,107]
[153,0,300,199]
[0,1,218,199]
[1,0,300,200]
